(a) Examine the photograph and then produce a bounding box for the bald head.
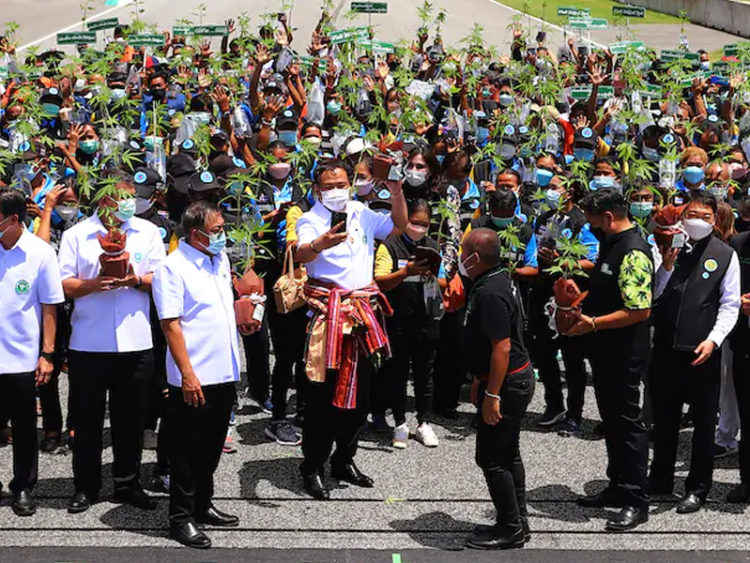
[462,228,501,278]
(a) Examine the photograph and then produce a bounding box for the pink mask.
[729,162,748,180]
[269,162,291,180]
[405,222,428,241]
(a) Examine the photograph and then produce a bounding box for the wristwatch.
[134,276,143,290]
[40,351,55,362]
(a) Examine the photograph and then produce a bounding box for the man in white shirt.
[152,201,241,549]
[0,188,64,517]
[649,192,741,514]
[294,158,407,500]
[58,173,166,514]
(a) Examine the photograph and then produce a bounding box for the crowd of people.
[2,2,750,550]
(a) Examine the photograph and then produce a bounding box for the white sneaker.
[415,423,439,448]
[393,423,409,449]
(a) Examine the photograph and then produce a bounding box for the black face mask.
[150,88,166,101]
[590,226,605,242]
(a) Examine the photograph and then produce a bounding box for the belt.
[479,360,531,382]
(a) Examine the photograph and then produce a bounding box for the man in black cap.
[166,153,196,223]
[573,126,598,163]
[187,170,223,205]
[39,87,65,139]
[276,109,299,149]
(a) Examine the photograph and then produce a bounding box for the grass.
[491,0,683,25]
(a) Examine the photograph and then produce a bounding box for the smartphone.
[330,211,347,230]
[414,245,441,276]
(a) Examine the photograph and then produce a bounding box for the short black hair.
[686,190,718,214]
[408,198,431,217]
[301,122,321,136]
[182,200,221,237]
[581,188,629,218]
[489,189,517,212]
[313,158,352,186]
[0,187,26,223]
[497,168,522,185]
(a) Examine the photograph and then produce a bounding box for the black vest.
[382,234,441,340]
[459,196,481,230]
[654,235,733,351]
[471,215,533,268]
[729,232,750,347]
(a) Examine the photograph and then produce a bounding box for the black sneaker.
[557,417,582,438]
[265,420,302,446]
[40,434,61,453]
[536,408,565,428]
[714,443,739,459]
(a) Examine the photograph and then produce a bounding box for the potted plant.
[544,232,591,335]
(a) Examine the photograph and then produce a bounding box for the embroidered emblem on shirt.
[601,263,613,275]
[15,280,29,295]
[134,252,144,263]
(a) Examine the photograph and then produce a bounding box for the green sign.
[351,1,387,13]
[58,31,96,45]
[723,42,750,57]
[569,17,608,29]
[612,5,646,18]
[173,25,192,36]
[129,34,166,47]
[361,39,394,53]
[558,6,590,17]
[299,56,328,72]
[88,17,119,31]
[329,26,370,45]
[191,25,229,37]
[630,83,663,98]
[661,49,700,62]
[608,40,645,54]
[570,85,614,100]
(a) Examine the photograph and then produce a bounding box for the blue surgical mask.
[199,229,227,255]
[545,189,562,209]
[326,100,342,115]
[491,215,514,228]
[481,88,492,98]
[476,126,489,144]
[42,103,60,117]
[642,147,660,162]
[590,175,616,190]
[536,168,554,187]
[114,198,136,222]
[629,201,653,219]
[498,94,513,107]
[564,154,575,166]
[278,130,297,147]
[574,148,595,162]
[79,140,100,155]
[684,165,705,185]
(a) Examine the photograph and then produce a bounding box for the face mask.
[114,198,136,222]
[481,88,491,98]
[564,153,575,166]
[326,100,342,115]
[642,147,660,162]
[684,165,705,184]
[476,126,489,144]
[42,103,60,117]
[55,205,79,222]
[590,175,616,190]
[110,88,127,102]
[321,188,351,212]
[354,178,374,196]
[15,163,38,183]
[574,148,595,162]
[269,162,291,180]
[405,169,427,187]
[405,222,428,242]
[700,61,710,71]
[199,229,227,255]
[135,196,153,215]
[708,185,728,201]
[729,162,748,180]
[278,130,297,147]
[458,252,478,277]
[537,168,554,187]
[683,217,714,241]
[630,201,653,219]
[191,111,212,126]
[0,216,11,240]
[304,136,322,146]
[79,139,100,155]
[545,188,561,209]
[498,94,513,107]
[499,144,516,160]
[491,215,514,228]
[150,88,166,101]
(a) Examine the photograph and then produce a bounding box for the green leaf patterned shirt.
[618,249,654,311]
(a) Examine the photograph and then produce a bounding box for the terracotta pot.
[99,252,130,279]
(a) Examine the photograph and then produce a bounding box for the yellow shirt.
[285,205,304,246]
[374,243,394,277]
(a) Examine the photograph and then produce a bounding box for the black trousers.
[433,309,467,412]
[242,314,271,402]
[168,382,235,526]
[733,341,750,484]
[380,334,436,426]
[589,332,650,510]
[68,350,153,497]
[267,304,308,421]
[0,372,38,493]
[475,368,535,529]
[38,369,72,434]
[649,344,720,499]
[300,357,373,477]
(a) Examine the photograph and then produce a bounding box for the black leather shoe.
[302,473,330,500]
[40,434,60,453]
[67,491,95,514]
[727,483,750,503]
[465,526,525,550]
[331,462,374,488]
[676,493,704,514]
[11,490,36,517]
[197,504,240,527]
[576,488,619,508]
[474,520,531,543]
[169,521,212,549]
[605,506,648,531]
[114,486,156,510]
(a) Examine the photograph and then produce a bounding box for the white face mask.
[321,188,351,212]
[458,252,478,277]
[55,205,78,222]
[682,217,714,241]
[405,169,427,187]
[354,179,374,196]
[135,196,153,215]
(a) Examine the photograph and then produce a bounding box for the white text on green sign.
[58,32,96,45]
[351,2,388,14]
[87,17,120,31]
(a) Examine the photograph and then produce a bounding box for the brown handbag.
[273,246,308,314]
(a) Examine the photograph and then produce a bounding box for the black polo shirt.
[464,266,530,378]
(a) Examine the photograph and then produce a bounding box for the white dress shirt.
[0,230,64,374]
[152,240,241,387]
[296,200,394,291]
[655,249,741,347]
[58,214,166,353]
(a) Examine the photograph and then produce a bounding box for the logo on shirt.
[15,280,29,295]
[601,263,613,276]
[134,252,144,263]
[158,227,168,240]
[704,258,718,273]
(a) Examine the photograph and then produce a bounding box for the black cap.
[499,123,519,146]
[210,128,230,144]
[40,87,63,103]
[573,127,598,150]
[264,74,287,95]
[276,108,299,131]
[132,167,161,198]
[369,185,393,211]
[209,154,246,183]
[177,138,198,159]
[167,153,196,194]
[187,170,221,193]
